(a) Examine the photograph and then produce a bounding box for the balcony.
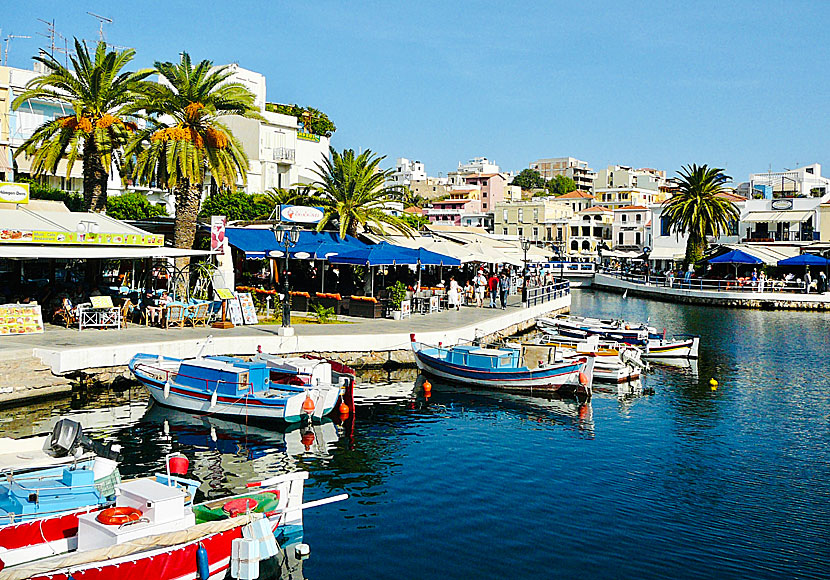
[269,147,295,164]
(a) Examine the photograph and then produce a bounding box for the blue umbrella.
[708,249,763,264]
[328,242,420,266]
[777,254,830,266]
[412,248,461,267]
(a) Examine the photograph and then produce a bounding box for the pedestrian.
[758,270,765,293]
[464,279,474,305]
[820,271,827,294]
[499,271,510,309]
[448,276,461,310]
[805,269,812,294]
[474,269,487,307]
[488,271,499,308]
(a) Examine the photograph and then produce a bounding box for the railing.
[271,147,295,163]
[134,363,254,393]
[526,281,570,306]
[601,271,815,294]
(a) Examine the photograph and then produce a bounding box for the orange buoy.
[302,395,315,414]
[97,506,143,525]
[578,371,588,386]
[338,402,350,416]
[423,380,432,393]
[301,431,315,449]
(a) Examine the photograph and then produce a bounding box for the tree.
[310,147,414,238]
[12,39,151,212]
[198,190,275,222]
[547,174,577,196]
[106,191,168,220]
[126,53,260,257]
[510,168,545,190]
[399,212,429,230]
[661,164,739,265]
[20,178,84,211]
[264,103,336,136]
[263,185,323,209]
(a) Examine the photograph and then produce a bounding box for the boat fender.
[163,379,171,399]
[196,542,210,580]
[210,389,218,408]
[97,506,143,525]
[578,371,589,386]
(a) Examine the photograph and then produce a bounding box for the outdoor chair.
[53,298,77,327]
[186,302,210,327]
[164,304,185,329]
[315,292,343,314]
[120,299,135,328]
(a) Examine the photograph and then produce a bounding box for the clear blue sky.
[4,0,829,183]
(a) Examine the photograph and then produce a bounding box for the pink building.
[425,190,482,226]
[464,173,508,212]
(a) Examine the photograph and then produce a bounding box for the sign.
[0,304,44,335]
[400,299,411,319]
[227,296,244,326]
[0,182,29,204]
[0,229,164,246]
[236,292,259,325]
[210,215,226,251]
[771,199,794,210]
[215,288,235,300]
[297,132,321,142]
[89,296,114,309]
[429,295,440,313]
[279,205,324,224]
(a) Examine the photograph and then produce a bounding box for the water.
[3,289,830,579]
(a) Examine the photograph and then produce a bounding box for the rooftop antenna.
[3,34,32,66]
[87,12,112,42]
[37,18,56,57]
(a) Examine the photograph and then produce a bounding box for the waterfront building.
[529,157,596,192]
[612,206,649,251]
[594,187,661,210]
[388,158,427,188]
[493,197,573,246]
[462,173,508,213]
[556,190,595,213]
[737,163,830,199]
[424,188,481,226]
[460,213,494,231]
[567,206,613,258]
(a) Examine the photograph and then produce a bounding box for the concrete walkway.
[0,294,571,375]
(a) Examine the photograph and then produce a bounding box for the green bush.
[106,192,168,220]
[386,280,407,310]
[198,190,275,222]
[310,303,337,324]
[21,179,84,211]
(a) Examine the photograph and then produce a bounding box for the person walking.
[474,269,487,307]
[819,271,827,294]
[758,270,765,293]
[488,271,499,308]
[448,276,461,310]
[499,271,510,309]
[805,269,813,294]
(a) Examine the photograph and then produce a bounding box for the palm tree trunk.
[172,179,202,299]
[83,140,108,213]
[685,234,708,268]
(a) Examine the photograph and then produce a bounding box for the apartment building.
[593,165,667,192]
[612,205,649,250]
[529,157,596,192]
[493,198,573,244]
[556,190,595,213]
[567,207,613,258]
[739,163,830,199]
[594,187,660,210]
[388,157,427,187]
[425,188,481,226]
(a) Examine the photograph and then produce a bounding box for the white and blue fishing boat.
[410,334,594,396]
[129,354,340,423]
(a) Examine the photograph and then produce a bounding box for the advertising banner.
[0,229,164,246]
[0,182,30,204]
[0,304,44,335]
[279,205,324,224]
[210,215,227,251]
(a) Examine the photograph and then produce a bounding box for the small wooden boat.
[524,336,643,383]
[410,334,594,396]
[643,335,700,359]
[129,354,341,423]
[0,469,346,580]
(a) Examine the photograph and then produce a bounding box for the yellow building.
[494,198,574,245]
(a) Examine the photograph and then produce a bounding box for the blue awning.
[225,228,367,259]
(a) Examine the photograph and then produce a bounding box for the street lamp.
[273,223,301,330]
[521,237,531,304]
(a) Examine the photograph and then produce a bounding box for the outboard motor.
[44,419,122,461]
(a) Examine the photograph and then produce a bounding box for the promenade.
[594,272,830,310]
[0,292,570,403]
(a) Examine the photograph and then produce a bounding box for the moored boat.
[410,334,594,396]
[129,354,339,423]
[526,335,645,383]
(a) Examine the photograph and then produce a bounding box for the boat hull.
[645,336,699,359]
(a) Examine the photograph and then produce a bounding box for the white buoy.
[295,543,311,559]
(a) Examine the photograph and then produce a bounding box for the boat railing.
[603,271,811,294]
[526,280,570,307]
[133,362,254,394]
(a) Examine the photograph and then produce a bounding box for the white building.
[448,157,501,186]
[612,206,649,251]
[593,165,667,192]
[529,157,596,192]
[740,163,830,199]
[388,158,427,188]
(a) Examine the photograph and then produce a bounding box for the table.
[78,304,121,330]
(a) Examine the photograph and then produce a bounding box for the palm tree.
[126,53,260,254]
[12,39,151,212]
[310,147,414,238]
[662,164,740,265]
[263,185,323,209]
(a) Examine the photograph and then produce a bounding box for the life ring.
[97,506,143,525]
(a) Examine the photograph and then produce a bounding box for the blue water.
[4,289,830,578]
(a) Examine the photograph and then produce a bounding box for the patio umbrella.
[708,249,763,278]
[410,248,461,289]
[776,254,830,266]
[329,242,421,296]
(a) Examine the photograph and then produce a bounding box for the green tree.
[510,168,545,190]
[12,39,151,212]
[263,185,323,210]
[106,191,168,220]
[20,179,84,211]
[198,190,275,222]
[399,212,429,230]
[310,147,414,238]
[661,164,739,265]
[126,53,261,257]
[264,103,336,136]
[547,174,577,196]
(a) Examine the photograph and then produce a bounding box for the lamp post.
[273,223,301,331]
[521,237,531,304]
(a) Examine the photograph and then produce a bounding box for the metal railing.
[526,281,570,306]
[602,271,818,294]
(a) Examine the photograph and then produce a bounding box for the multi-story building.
[424,188,481,226]
[612,205,650,251]
[409,177,451,200]
[493,198,573,244]
[529,157,596,192]
[594,187,660,210]
[593,165,667,192]
[738,163,830,199]
[556,190,595,213]
[567,206,613,258]
[460,213,493,231]
[463,173,508,213]
[388,157,426,188]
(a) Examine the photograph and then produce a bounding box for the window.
[517,227,523,237]
[533,208,539,221]
[636,232,641,245]
[583,215,591,221]
[621,214,627,222]
[503,228,508,235]
[518,209,524,222]
[618,232,624,244]
[582,240,591,251]
[636,214,642,223]
[660,216,671,236]
[547,227,552,240]
[483,203,487,209]
[503,209,508,223]
[533,227,539,240]
[582,226,590,236]
[571,240,578,251]
[571,226,579,236]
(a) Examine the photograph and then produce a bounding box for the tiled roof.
[615,205,649,211]
[558,190,594,199]
[580,206,612,213]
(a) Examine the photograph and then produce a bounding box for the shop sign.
[771,199,793,210]
[0,304,44,336]
[280,205,324,224]
[210,215,227,251]
[0,182,30,204]
[297,132,321,142]
[0,229,164,246]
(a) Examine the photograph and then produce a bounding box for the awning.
[0,246,214,259]
[743,210,813,223]
[602,250,641,259]
[0,146,11,174]
[648,247,685,260]
[722,244,801,265]
[225,227,367,259]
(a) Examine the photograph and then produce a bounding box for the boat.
[0,468,346,580]
[642,334,700,359]
[524,336,644,383]
[129,353,340,423]
[410,334,594,396]
[541,261,597,287]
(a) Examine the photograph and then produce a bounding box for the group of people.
[446,270,512,310]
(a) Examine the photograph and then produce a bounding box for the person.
[448,276,461,311]
[474,269,487,307]
[488,272,499,308]
[758,270,765,293]
[805,269,812,294]
[464,280,474,305]
[499,272,510,309]
[667,269,675,288]
[141,290,164,325]
[819,271,827,294]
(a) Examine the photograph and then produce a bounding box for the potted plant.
[386,281,407,319]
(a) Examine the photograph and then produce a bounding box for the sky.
[3,0,829,183]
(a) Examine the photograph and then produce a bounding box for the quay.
[0,292,570,405]
[593,272,830,310]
